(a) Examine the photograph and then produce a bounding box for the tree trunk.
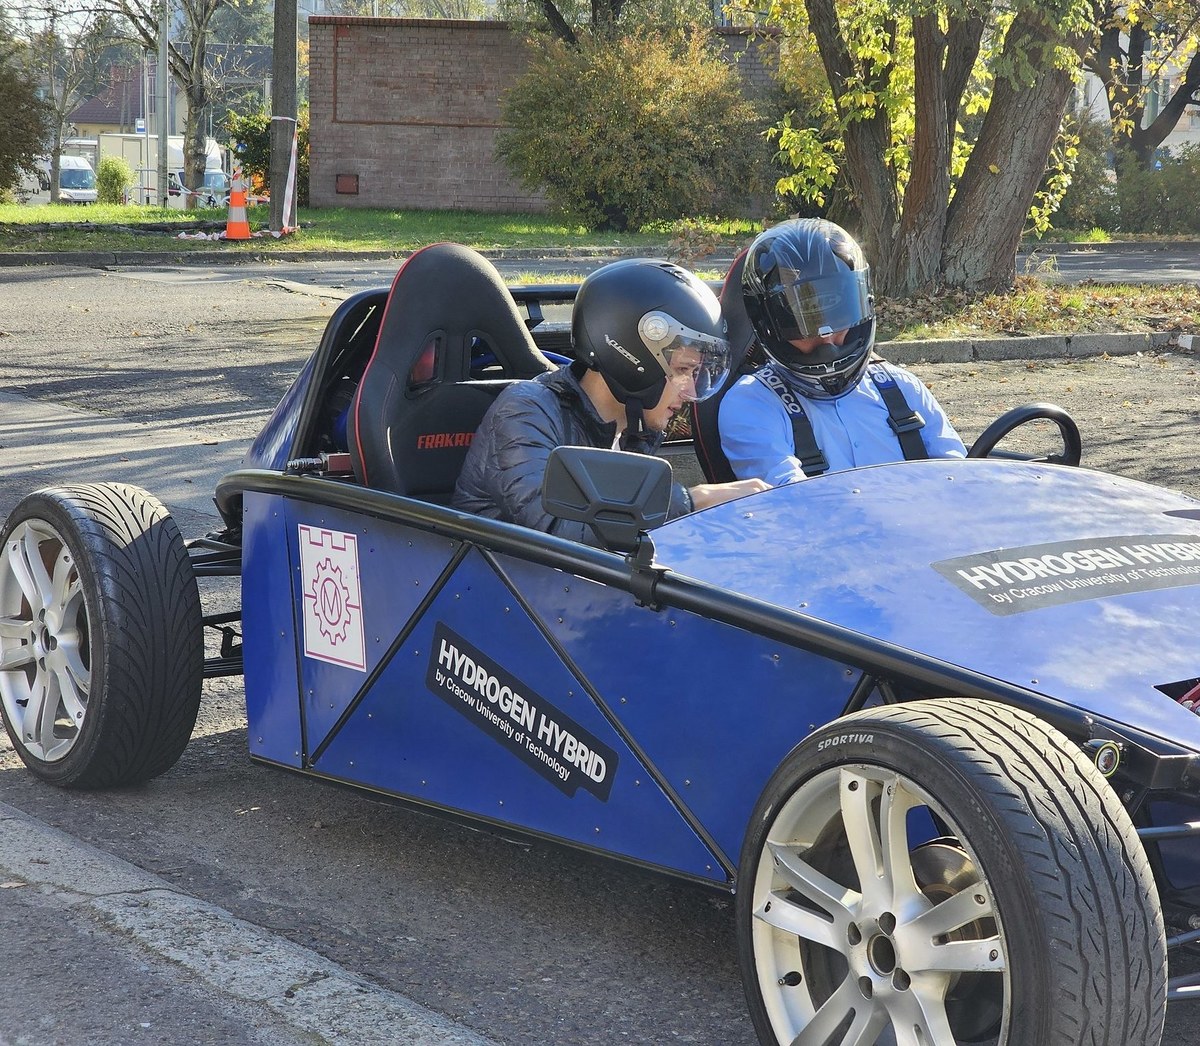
[179,7,214,211]
[942,8,986,144]
[1087,16,1140,179]
[48,143,62,204]
[873,8,986,297]
[804,0,899,275]
[1085,16,1197,176]
[942,11,1089,293]
[1121,23,1155,169]
[878,11,951,296]
[183,90,208,211]
[540,0,576,45]
[110,0,218,210]
[1134,47,1200,168]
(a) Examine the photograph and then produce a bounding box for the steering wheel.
[966,402,1082,466]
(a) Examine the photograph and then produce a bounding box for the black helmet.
[573,259,731,409]
[741,218,875,399]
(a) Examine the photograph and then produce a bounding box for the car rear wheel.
[737,698,1165,1046]
[0,484,202,788]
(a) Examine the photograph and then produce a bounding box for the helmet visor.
[766,267,872,342]
[638,311,730,402]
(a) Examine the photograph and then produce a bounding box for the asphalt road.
[1015,240,1200,284]
[90,238,1200,290]
[0,261,1198,1045]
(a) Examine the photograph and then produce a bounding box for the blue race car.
[2,243,1197,1046]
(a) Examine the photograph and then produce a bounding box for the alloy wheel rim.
[751,763,1009,1045]
[0,520,91,762]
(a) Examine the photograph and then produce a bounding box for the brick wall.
[715,26,781,97]
[308,16,779,212]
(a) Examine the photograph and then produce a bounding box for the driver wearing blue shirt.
[719,219,965,485]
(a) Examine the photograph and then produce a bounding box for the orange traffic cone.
[224,167,251,241]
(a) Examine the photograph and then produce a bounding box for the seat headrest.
[348,243,555,494]
[374,382,504,501]
[363,243,555,389]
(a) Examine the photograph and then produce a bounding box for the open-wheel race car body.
[3,243,1200,1045]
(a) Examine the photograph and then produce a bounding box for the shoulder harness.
[754,362,928,477]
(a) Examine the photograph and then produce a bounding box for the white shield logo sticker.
[299,525,367,671]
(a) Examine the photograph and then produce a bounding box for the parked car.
[56,156,97,204]
[2,243,1197,1045]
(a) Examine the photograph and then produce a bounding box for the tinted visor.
[766,266,872,341]
[638,311,730,402]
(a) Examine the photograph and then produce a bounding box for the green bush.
[1111,158,1168,233]
[1050,123,1200,236]
[96,156,136,204]
[497,30,774,231]
[1109,145,1200,235]
[1165,144,1200,232]
[226,105,310,206]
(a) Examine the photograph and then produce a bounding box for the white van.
[58,156,97,204]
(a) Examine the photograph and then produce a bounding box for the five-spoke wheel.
[0,518,92,764]
[737,699,1166,1045]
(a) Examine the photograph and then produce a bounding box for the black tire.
[0,483,203,788]
[736,698,1165,1046]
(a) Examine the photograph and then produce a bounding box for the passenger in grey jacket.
[452,260,767,541]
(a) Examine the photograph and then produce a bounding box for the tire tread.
[868,699,1166,1046]
[1,483,203,788]
[736,697,1167,1046]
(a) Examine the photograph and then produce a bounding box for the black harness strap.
[753,368,829,477]
[754,362,928,477]
[870,366,928,461]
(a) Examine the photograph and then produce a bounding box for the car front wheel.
[737,698,1165,1045]
[0,484,202,788]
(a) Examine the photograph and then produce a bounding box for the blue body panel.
[653,458,1200,752]
[242,495,726,881]
[241,491,303,765]
[288,504,460,750]
[239,457,1200,882]
[499,552,862,866]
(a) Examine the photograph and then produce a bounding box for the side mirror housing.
[542,447,672,553]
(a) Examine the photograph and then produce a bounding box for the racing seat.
[690,249,765,483]
[348,242,555,501]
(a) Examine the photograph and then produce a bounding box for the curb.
[1,238,1192,269]
[0,802,500,1046]
[880,330,1183,364]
